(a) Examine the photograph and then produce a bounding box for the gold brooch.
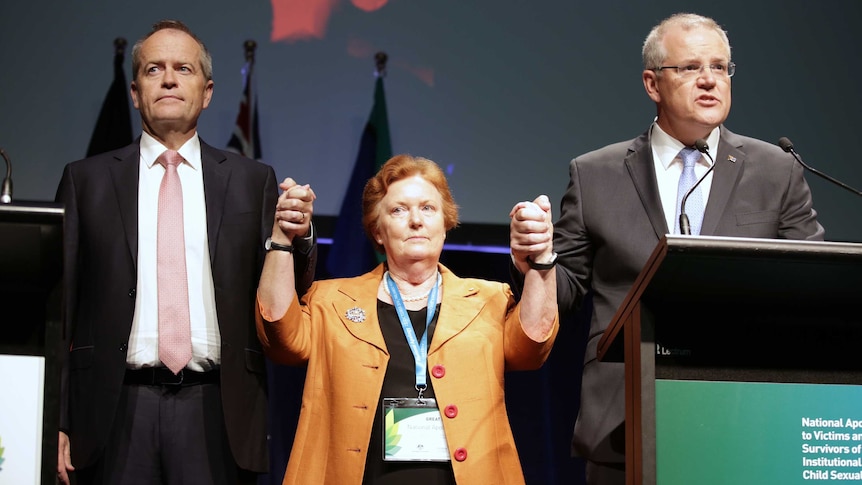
[345,307,366,323]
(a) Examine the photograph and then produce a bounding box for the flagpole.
[86,36,133,156]
[244,39,257,63]
[375,51,387,78]
[227,40,262,159]
[326,50,393,277]
[113,37,127,56]
[113,37,126,56]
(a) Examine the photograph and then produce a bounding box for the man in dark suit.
[509,12,824,485]
[55,20,316,485]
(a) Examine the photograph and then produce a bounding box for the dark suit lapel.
[625,130,669,238]
[109,144,142,266]
[701,126,744,235]
[200,140,229,263]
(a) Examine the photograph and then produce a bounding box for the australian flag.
[227,53,262,160]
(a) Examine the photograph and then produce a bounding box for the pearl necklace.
[383,271,442,302]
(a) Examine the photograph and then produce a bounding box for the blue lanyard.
[385,271,439,399]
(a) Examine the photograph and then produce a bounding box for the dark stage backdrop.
[0,0,860,241]
[3,2,861,484]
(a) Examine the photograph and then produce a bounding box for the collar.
[140,131,202,171]
[651,122,721,170]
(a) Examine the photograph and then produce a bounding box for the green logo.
[384,408,402,456]
[0,434,5,470]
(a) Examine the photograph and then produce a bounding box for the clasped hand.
[509,194,554,274]
[273,177,316,244]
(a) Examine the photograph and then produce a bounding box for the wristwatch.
[265,237,294,253]
[526,252,558,270]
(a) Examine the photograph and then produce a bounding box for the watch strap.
[266,237,294,253]
[526,252,557,270]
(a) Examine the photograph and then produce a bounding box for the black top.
[363,301,456,485]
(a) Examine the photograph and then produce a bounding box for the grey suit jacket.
[56,139,316,472]
[554,125,824,462]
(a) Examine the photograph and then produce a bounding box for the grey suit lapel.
[109,144,141,266]
[200,140,230,264]
[625,130,669,238]
[701,127,744,235]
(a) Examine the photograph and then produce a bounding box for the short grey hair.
[131,19,213,81]
[642,13,731,71]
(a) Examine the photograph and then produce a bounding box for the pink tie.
[157,150,192,374]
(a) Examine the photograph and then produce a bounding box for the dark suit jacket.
[55,139,316,472]
[554,126,824,463]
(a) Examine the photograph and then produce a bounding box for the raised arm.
[509,194,557,341]
[258,178,315,320]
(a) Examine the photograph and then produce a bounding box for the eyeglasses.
[653,62,736,78]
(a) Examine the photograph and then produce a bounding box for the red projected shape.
[271,0,338,42]
[351,0,388,12]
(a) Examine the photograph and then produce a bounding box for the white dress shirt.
[650,123,721,234]
[127,132,220,371]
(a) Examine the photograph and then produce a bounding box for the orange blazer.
[256,263,558,484]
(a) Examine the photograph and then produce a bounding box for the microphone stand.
[1,148,12,204]
[778,138,862,197]
[678,139,717,235]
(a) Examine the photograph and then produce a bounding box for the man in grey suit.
[55,20,316,484]
[509,12,824,485]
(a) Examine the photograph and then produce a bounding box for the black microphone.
[0,148,11,204]
[678,139,717,235]
[778,137,862,197]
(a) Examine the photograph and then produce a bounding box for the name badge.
[382,397,450,462]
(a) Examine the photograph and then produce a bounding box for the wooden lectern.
[598,235,862,485]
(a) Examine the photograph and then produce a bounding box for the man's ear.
[201,80,214,110]
[130,81,140,109]
[643,70,661,104]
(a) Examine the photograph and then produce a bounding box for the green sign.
[656,380,862,484]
